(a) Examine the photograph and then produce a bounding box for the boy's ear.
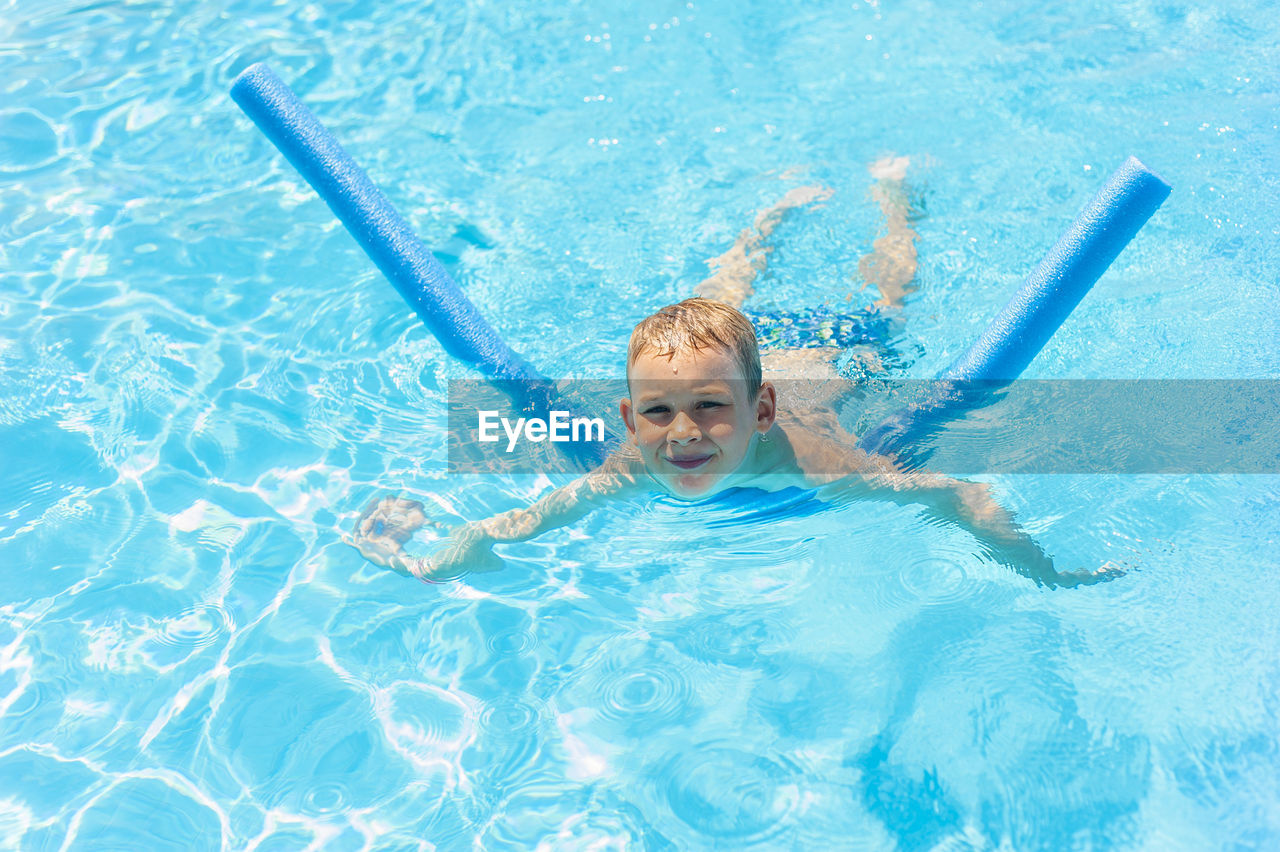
[619,398,637,436]
[756,382,778,431]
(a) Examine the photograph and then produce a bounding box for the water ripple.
[155,603,231,650]
[662,743,801,843]
[669,613,782,668]
[599,667,689,726]
[300,781,349,817]
[380,682,472,771]
[478,783,670,850]
[573,640,698,733]
[484,626,538,657]
[479,697,543,742]
[896,554,975,607]
[471,697,547,784]
[858,516,998,613]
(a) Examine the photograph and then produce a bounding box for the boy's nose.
[668,411,701,443]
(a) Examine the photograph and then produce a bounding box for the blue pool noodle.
[859,157,1171,457]
[229,61,1170,467]
[229,63,547,388]
[942,157,1171,383]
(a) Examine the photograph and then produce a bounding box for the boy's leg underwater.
[858,155,920,311]
[694,183,834,307]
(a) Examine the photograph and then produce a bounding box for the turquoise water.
[3,0,1279,848]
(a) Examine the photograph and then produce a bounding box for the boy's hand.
[983,531,1127,590]
[345,498,504,582]
[353,496,436,543]
[345,496,451,579]
[1052,560,1127,589]
[346,528,404,566]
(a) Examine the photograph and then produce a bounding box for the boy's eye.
[642,401,726,416]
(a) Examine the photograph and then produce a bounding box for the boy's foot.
[868,155,910,183]
[868,154,913,218]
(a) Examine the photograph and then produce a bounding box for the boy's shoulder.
[767,418,896,487]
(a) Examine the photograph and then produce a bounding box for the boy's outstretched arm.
[809,450,1119,589]
[347,448,643,581]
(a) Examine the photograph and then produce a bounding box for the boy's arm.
[348,447,643,581]
[470,460,637,545]
[807,449,1117,589]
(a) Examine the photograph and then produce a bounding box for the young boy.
[347,161,1115,588]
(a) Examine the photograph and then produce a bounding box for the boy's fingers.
[363,535,401,560]
[384,524,418,545]
[389,497,423,517]
[1062,563,1125,587]
[417,500,466,531]
[389,505,427,529]
[352,496,457,548]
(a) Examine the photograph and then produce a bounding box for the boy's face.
[621,345,776,499]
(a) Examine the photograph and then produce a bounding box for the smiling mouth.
[667,454,712,470]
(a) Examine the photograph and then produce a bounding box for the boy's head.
[626,297,762,393]
[621,298,776,499]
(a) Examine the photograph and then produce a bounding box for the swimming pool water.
[2,0,1279,848]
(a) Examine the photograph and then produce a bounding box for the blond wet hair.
[627,297,762,392]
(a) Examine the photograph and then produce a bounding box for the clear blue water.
[3,0,1279,848]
